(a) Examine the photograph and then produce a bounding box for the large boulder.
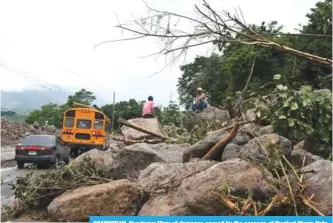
[71,149,114,171]
[289,149,323,169]
[303,160,332,215]
[32,121,40,129]
[47,180,145,221]
[221,143,241,161]
[147,143,190,163]
[237,133,292,163]
[46,125,56,133]
[138,161,216,194]
[110,143,166,181]
[182,130,250,162]
[120,118,167,140]
[138,159,278,215]
[257,125,274,136]
[183,106,230,131]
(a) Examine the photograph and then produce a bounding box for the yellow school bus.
[60,102,111,157]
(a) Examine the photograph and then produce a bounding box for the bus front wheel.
[70,148,79,158]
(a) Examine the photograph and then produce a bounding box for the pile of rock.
[44,128,331,221]
[1,118,59,147]
[5,113,332,221]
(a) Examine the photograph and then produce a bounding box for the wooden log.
[118,118,169,140]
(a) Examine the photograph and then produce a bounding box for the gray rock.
[182,130,229,162]
[238,133,292,163]
[47,180,145,221]
[293,140,305,150]
[47,125,56,133]
[72,149,114,171]
[221,143,241,161]
[148,143,190,163]
[231,132,251,145]
[32,121,39,129]
[303,160,332,215]
[138,161,216,194]
[110,143,166,181]
[289,149,323,169]
[183,106,230,131]
[246,109,257,121]
[139,158,278,215]
[257,125,274,136]
[120,118,167,141]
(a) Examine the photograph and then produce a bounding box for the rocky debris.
[293,140,305,150]
[183,106,230,131]
[245,109,257,121]
[138,158,278,215]
[121,118,167,140]
[110,143,166,181]
[182,129,250,162]
[46,125,56,133]
[239,122,259,134]
[302,160,332,215]
[289,149,323,169]
[1,118,60,147]
[72,149,114,171]
[148,143,190,163]
[32,121,40,129]
[47,179,146,221]
[257,125,274,136]
[236,133,292,163]
[221,143,241,161]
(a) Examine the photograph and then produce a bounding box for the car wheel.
[17,161,24,169]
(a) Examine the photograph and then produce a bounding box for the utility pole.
[112,91,115,131]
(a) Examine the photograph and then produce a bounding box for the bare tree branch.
[95,0,332,66]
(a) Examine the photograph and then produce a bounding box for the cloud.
[0,0,319,106]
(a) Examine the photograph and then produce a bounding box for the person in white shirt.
[191,87,208,112]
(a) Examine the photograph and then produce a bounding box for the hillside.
[1,90,106,113]
[1,90,70,113]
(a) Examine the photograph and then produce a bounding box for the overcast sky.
[0,0,320,106]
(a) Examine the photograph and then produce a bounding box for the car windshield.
[20,135,56,146]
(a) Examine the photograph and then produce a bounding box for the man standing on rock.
[142,96,155,118]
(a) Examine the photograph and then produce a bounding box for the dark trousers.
[191,101,207,112]
[143,114,154,118]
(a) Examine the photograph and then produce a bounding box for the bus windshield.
[76,119,92,129]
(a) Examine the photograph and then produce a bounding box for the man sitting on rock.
[142,96,155,118]
[191,87,208,112]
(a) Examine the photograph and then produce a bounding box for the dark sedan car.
[15,134,70,168]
